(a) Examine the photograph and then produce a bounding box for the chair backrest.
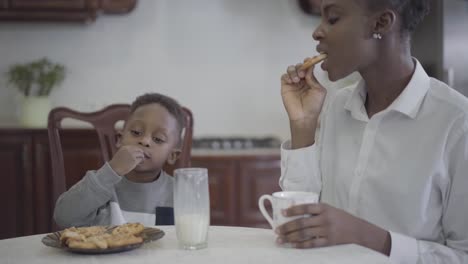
[47,104,193,213]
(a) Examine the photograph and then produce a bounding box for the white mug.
[258,191,319,229]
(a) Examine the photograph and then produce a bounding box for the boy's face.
[117,103,181,173]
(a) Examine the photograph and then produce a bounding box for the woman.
[277,0,468,263]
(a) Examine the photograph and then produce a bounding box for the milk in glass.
[175,214,210,245]
[174,168,210,250]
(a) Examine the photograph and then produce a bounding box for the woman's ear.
[371,9,397,36]
[166,149,181,165]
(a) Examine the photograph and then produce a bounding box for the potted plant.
[7,58,65,127]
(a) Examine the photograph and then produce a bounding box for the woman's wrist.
[357,221,391,256]
[289,117,319,149]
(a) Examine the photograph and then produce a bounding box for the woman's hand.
[281,59,327,123]
[281,59,327,148]
[275,203,391,255]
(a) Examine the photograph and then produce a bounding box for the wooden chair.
[47,104,193,226]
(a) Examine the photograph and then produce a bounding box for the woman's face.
[313,0,378,81]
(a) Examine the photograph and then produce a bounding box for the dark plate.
[41,227,164,254]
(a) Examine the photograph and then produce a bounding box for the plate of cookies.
[41,223,164,254]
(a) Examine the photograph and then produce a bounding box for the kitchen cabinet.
[192,150,281,228]
[0,129,102,239]
[0,0,137,22]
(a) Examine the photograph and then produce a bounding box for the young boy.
[54,93,186,228]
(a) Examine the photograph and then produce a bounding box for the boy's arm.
[53,163,122,228]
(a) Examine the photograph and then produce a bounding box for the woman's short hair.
[365,0,431,33]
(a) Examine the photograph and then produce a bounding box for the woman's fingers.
[284,203,326,217]
[276,213,324,235]
[283,58,317,86]
[281,73,292,84]
[305,65,320,88]
[293,237,329,249]
[287,65,300,83]
[296,63,306,78]
[279,226,327,243]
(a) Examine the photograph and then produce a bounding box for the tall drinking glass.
[173,168,210,250]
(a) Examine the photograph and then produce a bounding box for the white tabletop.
[0,226,392,264]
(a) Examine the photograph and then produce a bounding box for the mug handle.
[258,195,274,228]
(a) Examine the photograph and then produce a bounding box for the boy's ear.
[116,131,123,148]
[166,149,181,165]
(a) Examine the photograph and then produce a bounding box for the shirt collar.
[344,59,431,120]
[344,79,368,121]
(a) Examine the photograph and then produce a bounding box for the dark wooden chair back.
[47,104,193,215]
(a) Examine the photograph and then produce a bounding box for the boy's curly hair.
[130,93,186,134]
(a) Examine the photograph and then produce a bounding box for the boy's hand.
[275,203,391,255]
[108,146,145,176]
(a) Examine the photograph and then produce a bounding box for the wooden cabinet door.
[100,0,136,13]
[0,0,135,21]
[0,0,96,21]
[0,0,8,9]
[238,157,281,228]
[0,133,33,239]
[191,157,237,226]
[33,133,53,235]
[0,129,106,238]
[9,0,91,10]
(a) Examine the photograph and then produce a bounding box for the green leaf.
[6,58,66,96]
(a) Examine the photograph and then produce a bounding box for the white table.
[0,226,392,264]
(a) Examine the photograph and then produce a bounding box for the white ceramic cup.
[258,191,319,229]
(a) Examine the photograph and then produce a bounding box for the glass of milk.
[174,168,210,250]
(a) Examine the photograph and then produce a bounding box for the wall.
[1,0,360,140]
[444,0,468,95]
[412,0,444,81]
[1,1,467,140]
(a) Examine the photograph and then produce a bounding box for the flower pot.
[20,96,51,127]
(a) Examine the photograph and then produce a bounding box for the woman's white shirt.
[280,60,468,264]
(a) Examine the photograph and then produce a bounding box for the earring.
[373,33,382,40]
